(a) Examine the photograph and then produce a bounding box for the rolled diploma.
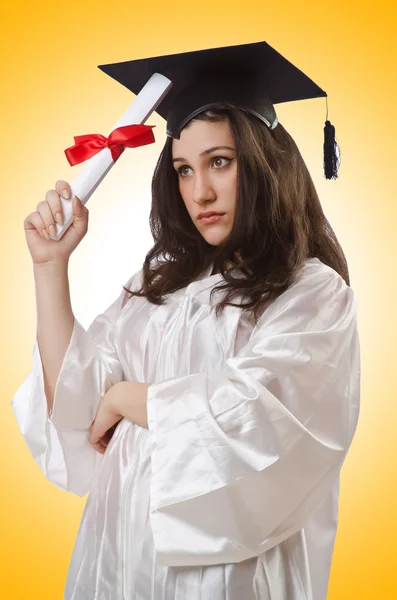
[51,72,173,241]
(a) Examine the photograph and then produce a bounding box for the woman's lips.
[200,214,224,224]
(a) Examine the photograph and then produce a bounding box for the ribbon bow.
[64,124,156,166]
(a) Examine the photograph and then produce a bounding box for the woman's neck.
[211,255,241,275]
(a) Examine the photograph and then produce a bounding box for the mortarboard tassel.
[323,97,340,179]
[323,120,340,179]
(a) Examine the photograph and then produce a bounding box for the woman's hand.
[89,381,151,454]
[24,180,89,266]
[89,385,124,454]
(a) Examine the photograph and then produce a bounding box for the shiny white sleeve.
[147,268,361,566]
[11,271,139,497]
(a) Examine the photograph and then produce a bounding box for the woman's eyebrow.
[172,146,236,163]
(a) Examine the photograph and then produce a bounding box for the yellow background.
[1,0,396,597]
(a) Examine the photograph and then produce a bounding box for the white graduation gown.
[11,257,360,600]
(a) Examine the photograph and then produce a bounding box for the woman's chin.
[204,238,225,247]
[200,229,229,247]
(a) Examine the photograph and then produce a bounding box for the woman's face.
[172,118,238,246]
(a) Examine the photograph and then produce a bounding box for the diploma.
[51,73,173,241]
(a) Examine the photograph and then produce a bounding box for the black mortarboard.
[98,41,340,179]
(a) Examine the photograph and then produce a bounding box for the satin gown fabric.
[11,257,360,600]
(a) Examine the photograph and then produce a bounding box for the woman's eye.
[178,165,193,177]
[212,157,230,169]
[177,157,231,177]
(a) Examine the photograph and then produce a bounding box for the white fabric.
[11,257,360,599]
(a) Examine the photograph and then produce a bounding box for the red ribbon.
[64,124,156,166]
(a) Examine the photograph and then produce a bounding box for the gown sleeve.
[146,267,361,567]
[11,270,140,497]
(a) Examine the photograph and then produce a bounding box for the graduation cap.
[55,41,340,243]
[98,40,340,180]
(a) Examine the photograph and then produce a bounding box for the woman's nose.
[192,172,217,204]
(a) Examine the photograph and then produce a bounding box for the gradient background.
[1,0,396,598]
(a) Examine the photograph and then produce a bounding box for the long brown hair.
[124,106,349,325]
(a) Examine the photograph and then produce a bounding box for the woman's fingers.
[24,179,90,266]
[91,440,106,454]
[36,190,60,237]
[90,435,108,455]
[24,210,50,239]
[54,180,72,225]
[89,424,118,454]
[36,182,71,237]
[55,180,71,201]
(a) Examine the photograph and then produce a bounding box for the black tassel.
[323,119,340,180]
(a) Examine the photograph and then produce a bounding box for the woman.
[12,105,360,599]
